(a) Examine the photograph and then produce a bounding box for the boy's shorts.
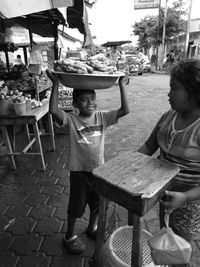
[67,171,100,218]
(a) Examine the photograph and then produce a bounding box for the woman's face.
[168,77,191,112]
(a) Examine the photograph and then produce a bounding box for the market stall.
[0,4,70,169]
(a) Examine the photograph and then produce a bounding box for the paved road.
[2,73,198,267]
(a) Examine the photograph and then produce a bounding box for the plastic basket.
[103,225,164,267]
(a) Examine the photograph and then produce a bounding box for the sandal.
[63,235,85,254]
[86,227,98,240]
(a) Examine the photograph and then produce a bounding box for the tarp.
[0,0,73,19]
[0,9,66,38]
[102,40,132,47]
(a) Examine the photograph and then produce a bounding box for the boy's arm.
[117,76,130,119]
[47,70,64,124]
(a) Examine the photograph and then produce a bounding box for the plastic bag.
[148,214,192,265]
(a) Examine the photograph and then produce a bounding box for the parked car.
[125,55,143,75]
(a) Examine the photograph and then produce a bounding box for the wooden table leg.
[93,196,108,267]
[25,124,32,150]
[32,122,46,170]
[47,113,55,151]
[129,212,143,267]
[0,126,16,170]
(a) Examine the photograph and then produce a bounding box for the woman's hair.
[72,89,96,103]
[171,59,200,104]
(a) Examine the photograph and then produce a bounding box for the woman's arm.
[162,187,200,214]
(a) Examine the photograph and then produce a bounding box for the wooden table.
[92,151,180,267]
[0,98,55,171]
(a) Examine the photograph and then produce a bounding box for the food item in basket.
[54,59,93,74]
[54,55,118,75]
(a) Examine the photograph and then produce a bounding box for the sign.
[134,0,159,10]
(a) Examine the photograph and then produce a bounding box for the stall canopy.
[0,0,73,19]
[0,9,66,38]
[102,40,132,47]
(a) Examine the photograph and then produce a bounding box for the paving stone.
[16,253,51,267]
[53,206,68,220]
[24,192,49,206]
[33,217,63,235]
[3,204,31,218]
[5,217,36,235]
[47,193,68,208]
[40,234,64,256]
[41,184,64,195]
[11,233,43,255]
[35,175,58,186]
[0,232,15,251]
[20,184,43,193]
[51,254,85,267]
[2,193,27,206]
[29,205,55,219]
[0,251,19,267]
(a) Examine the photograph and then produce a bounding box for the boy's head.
[72,89,97,116]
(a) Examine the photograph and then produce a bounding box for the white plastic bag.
[148,214,192,265]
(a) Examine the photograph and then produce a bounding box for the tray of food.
[52,71,125,89]
[53,57,125,89]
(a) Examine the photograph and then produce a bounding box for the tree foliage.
[132,0,187,50]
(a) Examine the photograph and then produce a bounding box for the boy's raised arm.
[117,76,130,118]
[46,70,64,124]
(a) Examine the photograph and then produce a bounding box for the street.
[4,73,199,267]
[96,73,170,161]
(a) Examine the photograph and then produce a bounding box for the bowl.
[52,71,125,89]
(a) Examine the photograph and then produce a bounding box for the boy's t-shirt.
[61,110,118,171]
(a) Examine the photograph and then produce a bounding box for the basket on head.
[103,225,164,267]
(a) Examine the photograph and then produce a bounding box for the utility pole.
[184,0,193,59]
[160,0,168,70]
[155,0,161,71]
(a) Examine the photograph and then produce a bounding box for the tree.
[132,0,187,52]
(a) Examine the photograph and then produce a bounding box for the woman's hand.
[161,190,187,214]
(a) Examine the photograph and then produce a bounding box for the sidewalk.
[0,74,198,267]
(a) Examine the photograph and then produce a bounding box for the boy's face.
[74,92,97,116]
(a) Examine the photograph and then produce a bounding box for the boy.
[47,70,129,254]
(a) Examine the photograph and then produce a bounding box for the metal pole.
[184,0,193,59]
[156,0,161,71]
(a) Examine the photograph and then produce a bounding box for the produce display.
[54,54,118,74]
[58,86,73,110]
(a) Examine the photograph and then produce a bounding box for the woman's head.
[170,59,200,106]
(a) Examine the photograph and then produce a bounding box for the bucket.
[28,64,42,75]
[0,99,13,115]
[13,101,26,116]
[103,226,164,267]
[25,99,31,112]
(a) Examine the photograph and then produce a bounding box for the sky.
[87,0,200,45]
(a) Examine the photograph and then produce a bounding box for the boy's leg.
[64,172,88,253]
[87,173,100,237]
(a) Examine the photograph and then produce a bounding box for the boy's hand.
[46,69,59,84]
[118,75,126,86]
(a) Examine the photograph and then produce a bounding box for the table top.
[0,98,50,125]
[93,151,180,216]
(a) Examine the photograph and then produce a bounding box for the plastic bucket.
[13,101,26,116]
[103,226,163,267]
[0,99,13,115]
[28,64,42,74]
[25,99,31,112]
